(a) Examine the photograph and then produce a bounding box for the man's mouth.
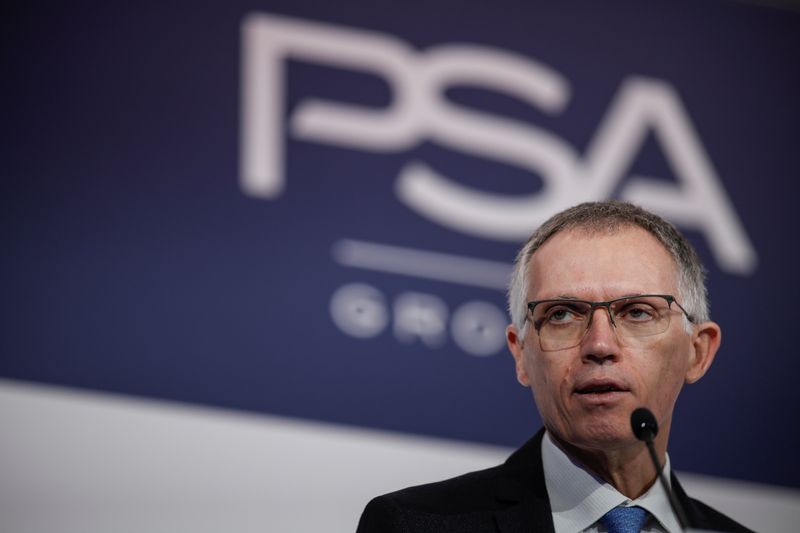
[577,385,622,394]
[574,380,628,395]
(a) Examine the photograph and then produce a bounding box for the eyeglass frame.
[525,294,695,351]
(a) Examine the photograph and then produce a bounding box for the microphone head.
[631,407,659,442]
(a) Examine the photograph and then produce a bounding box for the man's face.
[507,226,719,452]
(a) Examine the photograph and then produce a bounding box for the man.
[357,201,752,533]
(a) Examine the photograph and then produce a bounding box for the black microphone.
[630,407,690,531]
[631,407,658,441]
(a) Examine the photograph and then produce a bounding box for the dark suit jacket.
[356,429,754,533]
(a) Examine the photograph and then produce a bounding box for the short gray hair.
[507,201,709,333]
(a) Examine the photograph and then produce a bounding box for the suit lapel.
[494,495,555,533]
[493,429,556,533]
[671,473,710,530]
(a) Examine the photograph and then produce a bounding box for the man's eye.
[547,308,580,323]
[620,305,657,321]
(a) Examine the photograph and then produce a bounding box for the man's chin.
[560,418,636,452]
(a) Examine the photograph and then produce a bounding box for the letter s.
[396,45,581,241]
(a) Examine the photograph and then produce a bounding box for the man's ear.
[507,325,531,386]
[685,320,722,384]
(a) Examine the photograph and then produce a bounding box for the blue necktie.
[600,506,648,533]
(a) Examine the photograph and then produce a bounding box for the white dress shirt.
[541,431,682,533]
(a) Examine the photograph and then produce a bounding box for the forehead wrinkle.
[544,292,649,302]
[533,286,654,301]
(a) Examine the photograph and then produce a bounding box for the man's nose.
[580,307,620,362]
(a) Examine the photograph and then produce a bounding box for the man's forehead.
[526,225,679,299]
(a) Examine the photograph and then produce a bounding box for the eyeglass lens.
[531,296,675,351]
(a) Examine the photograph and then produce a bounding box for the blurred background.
[2,0,799,531]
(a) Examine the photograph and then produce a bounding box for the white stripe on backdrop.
[0,379,797,533]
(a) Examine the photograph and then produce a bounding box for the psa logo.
[240,12,756,275]
[239,12,758,356]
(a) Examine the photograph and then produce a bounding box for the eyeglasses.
[526,294,694,352]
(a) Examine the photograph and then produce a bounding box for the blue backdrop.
[3,0,799,488]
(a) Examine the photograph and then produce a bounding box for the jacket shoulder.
[673,476,756,533]
[687,497,757,533]
[368,463,514,514]
[356,431,548,533]
[356,463,529,533]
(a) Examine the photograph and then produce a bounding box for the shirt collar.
[541,430,682,533]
